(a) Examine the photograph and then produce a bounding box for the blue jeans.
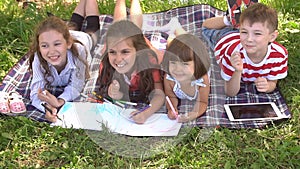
[201,27,239,50]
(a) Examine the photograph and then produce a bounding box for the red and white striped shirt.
[214,32,288,82]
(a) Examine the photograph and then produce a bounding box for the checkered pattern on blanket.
[0,4,290,128]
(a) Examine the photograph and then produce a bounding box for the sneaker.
[227,0,242,28]
[8,91,26,114]
[0,91,10,114]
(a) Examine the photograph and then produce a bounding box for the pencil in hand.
[41,103,62,121]
[166,96,178,118]
[41,102,53,114]
[130,104,152,118]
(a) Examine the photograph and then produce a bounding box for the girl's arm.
[195,74,210,116]
[30,54,48,111]
[163,74,179,120]
[149,81,165,113]
[39,90,65,109]
[30,54,65,111]
[108,80,124,100]
[57,45,87,105]
[131,81,165,124]
[132,83,165,124]
[178,74,210,122]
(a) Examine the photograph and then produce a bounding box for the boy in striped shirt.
[202,3,288,96]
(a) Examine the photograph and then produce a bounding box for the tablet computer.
[224,102,284,121]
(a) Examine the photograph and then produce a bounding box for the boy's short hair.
[240,3,278,32]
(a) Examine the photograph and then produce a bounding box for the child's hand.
[177,111,198,123]
[44,103,58,123]
[230,51,243,72]
[37,89,62,108]
[167,109,178,120]
[130,110,147,124]
[108,80,124,100]
[254,77,269,92]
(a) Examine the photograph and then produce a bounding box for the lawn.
[0,0,299,168]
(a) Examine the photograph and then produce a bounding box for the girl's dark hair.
[162,34,210,79]
[28,16,89,88]
[96,20,159,103]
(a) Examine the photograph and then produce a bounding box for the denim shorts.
[201,27,239,50]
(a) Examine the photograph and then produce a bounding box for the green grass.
[0,0,299,168]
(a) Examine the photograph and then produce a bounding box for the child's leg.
[113,0,127,22]
[174,26,186,36]
[129,0,143,29]
[166,18,186,45]
[227,0,242,28]
[202,16,228,29]
[70,0,86,31]
[85,0,100,33]
[243,0,258,7]
[85,0,99,17]
[73,0,86,17]
[201,26,238,50]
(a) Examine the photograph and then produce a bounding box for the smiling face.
[169,60,195,82]
[108,38,137,74]
[38,29,71,72]
[239,20,278,61]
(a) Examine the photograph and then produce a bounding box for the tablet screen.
[224,102,288,121]
[228,103,278,119]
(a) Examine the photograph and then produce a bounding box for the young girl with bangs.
[28,16,90,122]
[96,20,165,124]
[162,34,211,122]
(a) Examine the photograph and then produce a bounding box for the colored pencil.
[92,91,103,100]
[87,97,103,103]
[80,93,89,98]
[166,96,178,117]
[41,102,53,114]
[130,104,152,118]
[117,100,138,106]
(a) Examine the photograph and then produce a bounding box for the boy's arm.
[202,16,228,29]
[225,70,242,97]
[224,51,243,97]
[266,80,277,93]
[254,77,277,93]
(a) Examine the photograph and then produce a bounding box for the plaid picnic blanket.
[0,4,290,128]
